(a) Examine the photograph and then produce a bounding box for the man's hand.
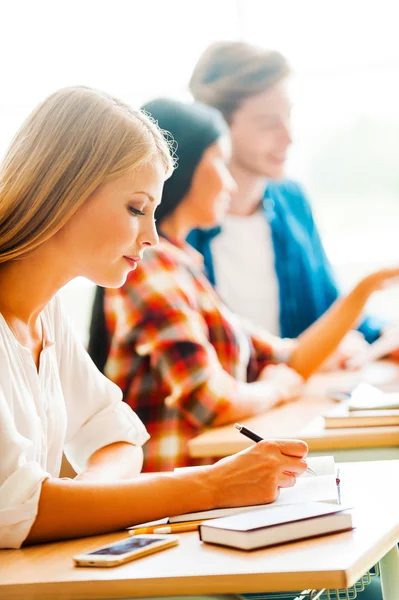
[318,330,369,371]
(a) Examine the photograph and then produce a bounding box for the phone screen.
[89,537,160,556]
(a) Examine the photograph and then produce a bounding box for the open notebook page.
[168,455,338,523]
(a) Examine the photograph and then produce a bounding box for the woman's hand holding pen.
[203,439,308,509]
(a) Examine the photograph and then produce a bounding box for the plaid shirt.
[104,237,290,472]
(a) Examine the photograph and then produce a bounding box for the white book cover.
[199,501,353,550]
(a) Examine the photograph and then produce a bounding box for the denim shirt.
[187,180,382,343]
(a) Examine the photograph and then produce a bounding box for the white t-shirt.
[211,209,280,335]
[0,296,149,549]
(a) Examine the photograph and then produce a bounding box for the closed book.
[170,456,338,523]
[199,502,353,550]
[324,404,399,429]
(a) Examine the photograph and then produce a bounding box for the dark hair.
[189,41,290,123]
[88,98,228,372]
[142,98,228,224]
[88,285,108,372]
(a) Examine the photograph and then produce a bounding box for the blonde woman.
[0,87,314,554]
[188,41,392,367]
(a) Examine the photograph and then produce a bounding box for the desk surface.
[189,361,399,459]
[1,460,399,599]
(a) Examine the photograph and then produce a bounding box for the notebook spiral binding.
[240,563,380,600]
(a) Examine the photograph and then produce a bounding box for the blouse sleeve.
[105,249,237,429]
[0,385,50,549]
[53,297,149,474]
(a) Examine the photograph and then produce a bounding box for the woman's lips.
[123,256,141,269]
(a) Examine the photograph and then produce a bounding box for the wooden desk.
[1,461,399,599]
[189,361,399,460]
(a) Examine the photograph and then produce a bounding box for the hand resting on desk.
[256,363,304,406]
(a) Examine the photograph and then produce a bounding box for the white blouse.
[0,296,149,549]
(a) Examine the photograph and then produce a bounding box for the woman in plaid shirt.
[89,99,399,472]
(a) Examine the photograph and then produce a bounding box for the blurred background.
[1,0,398,343]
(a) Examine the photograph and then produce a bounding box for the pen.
[336,467,341,505]
[234,423,317,476]
[130,520,203,535]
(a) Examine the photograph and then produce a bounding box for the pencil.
[130,520,204,535]
[234,423,317,476]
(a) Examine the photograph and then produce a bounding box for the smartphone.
[73,534,179,567]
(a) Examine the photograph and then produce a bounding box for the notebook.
[347,383,399,411]
[169,456,339,523]
[199,502,353,550]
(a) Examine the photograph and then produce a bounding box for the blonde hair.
[0,86,173,263]
[189,41,290,123]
